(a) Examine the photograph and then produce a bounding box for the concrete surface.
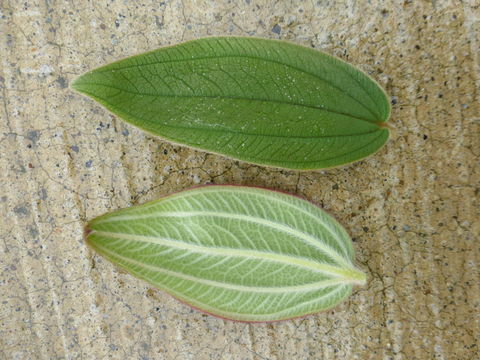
[1,0,479,359]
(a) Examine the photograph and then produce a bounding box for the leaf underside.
[72,37,390,170]
[86,186,366,322]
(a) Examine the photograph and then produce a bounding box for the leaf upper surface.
[86,186,366,322]
[72,37,390,169]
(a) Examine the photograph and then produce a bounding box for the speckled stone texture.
[1,1,478,359]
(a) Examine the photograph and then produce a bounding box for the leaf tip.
[70,76,82,92]
[70,73,90,95]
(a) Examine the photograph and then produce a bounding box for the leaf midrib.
[92,52,382,121]
[94,210,351,267]
[91,241,349,293]
[91,229,355,279]
[76,87,385,145]
[77,80,379,125]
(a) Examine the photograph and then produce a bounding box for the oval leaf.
[72,37,390,170]
[85,186,366,322]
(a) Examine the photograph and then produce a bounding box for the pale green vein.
[110,186,351,258]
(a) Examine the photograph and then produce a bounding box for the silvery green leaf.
[72,37,390,170]
[86,186,366,322]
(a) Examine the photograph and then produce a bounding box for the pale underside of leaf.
[72,37,391,169]
[86,186,366,321]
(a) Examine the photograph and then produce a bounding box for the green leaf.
[72,37,390,170]
[86,186,366,322]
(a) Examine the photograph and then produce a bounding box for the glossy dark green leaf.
[86,186,366,322]
[72,37,390,169]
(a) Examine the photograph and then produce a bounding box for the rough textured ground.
[1,1,479,359]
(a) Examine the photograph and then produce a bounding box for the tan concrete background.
[1,0,479,359]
